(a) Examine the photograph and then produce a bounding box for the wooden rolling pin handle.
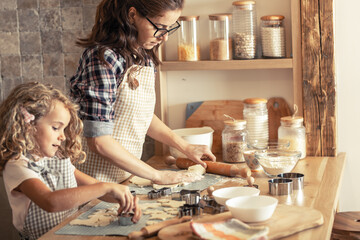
[128,216,192,239]
[176,158,242,177]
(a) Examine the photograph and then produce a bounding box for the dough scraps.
[143,209,164,215]
[163,207,179,215]
[161,200,186,208]
[140,202,161,210]
[69,208,118,227]
[149,212,174,220]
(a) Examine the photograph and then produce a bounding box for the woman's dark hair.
[76,0,184,71]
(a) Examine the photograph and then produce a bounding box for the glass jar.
[222,120,248,163]
[243,98,269,147]
[209,13,232,60]
[278,116,306,159]
[178,15,200,61]
[232,0,257,59]
[260,15,286,58]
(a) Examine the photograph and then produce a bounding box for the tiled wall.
[0,1,154,239]
[0,0,101,100]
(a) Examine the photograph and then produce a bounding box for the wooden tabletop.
[39,153,346,240]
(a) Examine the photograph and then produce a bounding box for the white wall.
[164,0,294,129]
[335,0,360,211]
[165,0,359,211]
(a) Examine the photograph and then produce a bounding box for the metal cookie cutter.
[200,195,226,214]
[180,189,201,205]
[244,184,259,189]
[159,187,172,197]
[179,204,202,217]
[118,212,134,226]
[130,190,136,196]
[147,189,162,199]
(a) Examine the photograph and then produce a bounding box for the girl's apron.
[77,65,156,183]
[21,157,77,240]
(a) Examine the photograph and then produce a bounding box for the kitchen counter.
[39,153,346,240]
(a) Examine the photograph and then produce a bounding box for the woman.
[69,0,216,185]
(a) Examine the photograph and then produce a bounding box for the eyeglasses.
[145,16,180,38]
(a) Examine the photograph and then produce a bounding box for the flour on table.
[69,207,118,227]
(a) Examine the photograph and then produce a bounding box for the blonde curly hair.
[0,82,86,172]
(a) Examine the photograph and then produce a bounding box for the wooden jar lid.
[209,13,232,21]
[178,16,199,21]
[244,98,267,104]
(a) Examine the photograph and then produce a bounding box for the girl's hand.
[183,144,216,168]
[109,184,134,213]
[152,170,203,185]
[131,196,141,223]
[117,196,142,223]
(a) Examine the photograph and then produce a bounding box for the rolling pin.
[176,158,250,178]
[127,216,192,239]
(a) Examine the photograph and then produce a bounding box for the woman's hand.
[152,170,203,185]
[183,144,216,168]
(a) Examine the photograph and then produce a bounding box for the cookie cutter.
[130,190,136,196]
[277,173,304,190]
[118,212,134,226]
[199,195,226,214]
[268,178,293,195]
[179,204,202,217]
[147,190,162,199]
[180,189,201,205]
[159,187,172,196]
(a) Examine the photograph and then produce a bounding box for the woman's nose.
[59,132,66,141]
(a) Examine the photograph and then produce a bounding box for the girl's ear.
[128,7,137,24]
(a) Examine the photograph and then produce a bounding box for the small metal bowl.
[277,173,304,190]
[268,178,293,195]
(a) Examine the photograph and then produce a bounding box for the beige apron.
[77,65,155,183]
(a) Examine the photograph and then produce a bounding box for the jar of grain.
[260,15,286,58]
[232,1,257,59]
[243,98,269,147]
[178,16,200,61]
[278,116,306,159]
[222,120,248,163]
[209,13,232,60]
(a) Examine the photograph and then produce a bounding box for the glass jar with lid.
[178,16,200,61]
[278,116,306,159]
[260,15,286,58]
[209,13,232,61]
[222,119,248,163]
[231,0,257,59]
[243,98,269,147]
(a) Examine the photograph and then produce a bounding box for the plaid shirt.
[70,46,155,137]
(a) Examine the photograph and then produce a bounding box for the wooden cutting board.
[185,98,292,154]
[158,204,324,239]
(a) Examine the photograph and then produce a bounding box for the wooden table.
[40,153,346,240]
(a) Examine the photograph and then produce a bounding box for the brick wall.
[0,0,101,100]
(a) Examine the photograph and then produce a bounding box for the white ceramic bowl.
[169,127,214,158]
[226,195,278,222]
[212,187,260,206]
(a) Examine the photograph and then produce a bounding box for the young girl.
[0,82,141,240]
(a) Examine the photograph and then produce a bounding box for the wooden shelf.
[160,58,293,71]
